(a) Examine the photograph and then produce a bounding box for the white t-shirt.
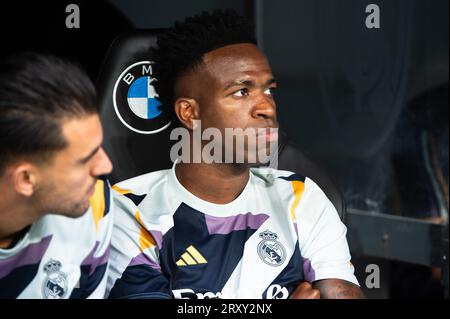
[0,178,113,299]
[107,164,358,299]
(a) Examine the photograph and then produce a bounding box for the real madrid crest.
[257,230,286,267]
[113,61,171,134]
[42,259,68,299]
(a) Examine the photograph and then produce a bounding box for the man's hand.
[289,282,321,299]
[313,279,365,299]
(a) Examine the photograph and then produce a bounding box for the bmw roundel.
[113,61,171,134]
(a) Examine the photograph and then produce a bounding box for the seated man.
[107,10,363,299]
[0,53,113,298]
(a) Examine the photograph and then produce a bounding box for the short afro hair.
[152,9,256,118]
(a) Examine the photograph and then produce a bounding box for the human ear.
[174,97,200,130]
[12,163,38,197]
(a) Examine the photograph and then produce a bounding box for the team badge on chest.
[42,259,68,299]
[257,230,286,267]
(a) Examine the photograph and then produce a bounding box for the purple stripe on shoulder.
[0,235,52,279]
[81,242,111,276]
[205,212,269,235]
[149,230,163,249]
[128,252,161,271]
[293,221,298,237]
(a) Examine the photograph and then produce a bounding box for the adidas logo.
[176,245,207,266]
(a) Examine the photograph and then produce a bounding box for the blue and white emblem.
[127,76,161,119]
[42,259,68,299]
[257,230,286,267]
[113,61,171,134]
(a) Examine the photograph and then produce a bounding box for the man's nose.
[91,147,113,177]
[251,92,277,122]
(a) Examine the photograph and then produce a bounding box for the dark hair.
[152,9,256,119]
[0,52,98,174]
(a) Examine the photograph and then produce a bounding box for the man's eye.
[232,88,249,97]
[264,87,276,96]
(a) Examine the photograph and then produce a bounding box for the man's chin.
[55,200,91,219]
[72,201,91,218]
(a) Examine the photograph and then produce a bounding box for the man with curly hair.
[107,10,364,299]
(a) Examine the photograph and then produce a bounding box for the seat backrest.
[97,30,345,220]
[97,30,174,184]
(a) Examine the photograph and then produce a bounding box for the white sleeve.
[106,189,171,299]
[296,179,359,286]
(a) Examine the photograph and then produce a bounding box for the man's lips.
[265,129,279,142]
[256,127,279,142]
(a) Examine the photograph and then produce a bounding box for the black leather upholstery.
[97,30,174,183]
[97,31,345,220]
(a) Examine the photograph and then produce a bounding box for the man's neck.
[0,197,37,249]
[175,162,250,205]
[0,225,31,249]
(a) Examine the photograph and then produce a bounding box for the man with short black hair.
[108,10,364,299]
[0,52,113,298]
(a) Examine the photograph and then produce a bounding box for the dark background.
[0,0,448,298]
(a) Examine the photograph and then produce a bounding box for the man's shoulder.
[251,167,313,184]
[112,169,171,197]
[250,167,326,198]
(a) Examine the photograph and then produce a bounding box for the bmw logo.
[113,61,171,134]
